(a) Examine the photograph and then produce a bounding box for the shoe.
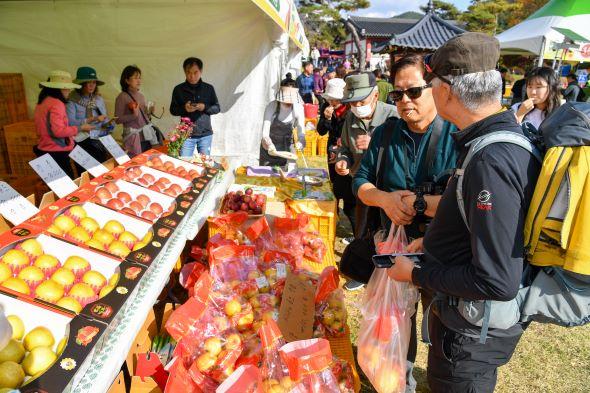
[341,237,354,245]
[343,280,364,291]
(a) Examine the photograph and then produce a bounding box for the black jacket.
[317,103,347,149]
[414,110,541,307]
[170,80,220,137]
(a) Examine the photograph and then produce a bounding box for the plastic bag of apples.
[314,267,347,337]
[273,214,326,264]
[357,225,419,393]
[259,320,292,392]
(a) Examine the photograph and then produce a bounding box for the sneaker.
[343,280,365,291]
[341,237,354,245]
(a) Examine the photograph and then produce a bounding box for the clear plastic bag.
[216,365,264,393]
[259,320,292,392]
[357,225,419,393]
[314,267,347,337]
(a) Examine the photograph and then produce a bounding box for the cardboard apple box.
[125,149,207,180]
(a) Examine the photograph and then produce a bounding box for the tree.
[419,0,461,20]
[298,0,370,48]
[507,0,550,28]
[459,0,518,35]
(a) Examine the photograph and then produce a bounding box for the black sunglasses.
[423,54,453,86]
[389,84,432,102]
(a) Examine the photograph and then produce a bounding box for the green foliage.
[419,0,462,20]
[298,0,370,47]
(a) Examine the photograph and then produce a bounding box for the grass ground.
[334,209,590,393]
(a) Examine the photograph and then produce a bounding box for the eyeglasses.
[423,54,453,86]
[389,84,432,102]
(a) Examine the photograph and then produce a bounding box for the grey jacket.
[337,101,398,175]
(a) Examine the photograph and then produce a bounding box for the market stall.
[0,0,308,164]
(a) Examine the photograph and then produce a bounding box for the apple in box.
[221,188,266,216]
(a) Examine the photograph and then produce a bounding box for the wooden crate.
[0,73,28,123]
[4,121,37,176]
[0,99,11,174]
[106,370,127,393]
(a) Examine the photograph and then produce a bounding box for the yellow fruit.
[99,285,115,298]
[56,337,67,356]
[132,242,147,251]
[69,283,95,299]
[23,327,55,352]
[81,271,106,289]
[1,250,29,268]
[92,229,115,246]
[118,231,138,244]
[0,339,25,363]
[0,361,25,388]
[107,241,131,258]
[53,216,76,233]
[21,346,57,376]
[6,316,24,340]
[224,299,242,317]
[85,239,106,250]
[17,266,44,283]
[63,256,90,273]
[103,220,125,236]
[203,337,222,357]
[79,217,99,234]
[225,334,242,350]
[0,265,12,283]
[46,225,64,236]
[34,280,64,303]
[56,297,82,313]
[195,353,216,373]
[50,268,75,288]
[18,239,43,258]
[66,227,90,243]
[141,232,153,244]
[1,278,30,295]
[66,205,87,220]
[108,273,119,286]
[33,255,60,271]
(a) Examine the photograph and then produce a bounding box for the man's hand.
[185,102,198,113]
[387,255,414,282]
[335,160,350,176]
[96,115,107,122]
[406,238,424,253]
[194,103,205,112]
[324,106,334,120]
[355,134,371,150]
[517,98,535,118]
[381,190,415,225]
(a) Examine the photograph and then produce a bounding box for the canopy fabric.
[496,0,590,56]
[0,0,307,163]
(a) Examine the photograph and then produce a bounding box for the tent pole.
[538,37,546,67]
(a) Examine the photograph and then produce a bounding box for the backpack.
[430,103,590,344]
[577,87,587,103]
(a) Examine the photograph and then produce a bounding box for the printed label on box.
[99,135,130,164]
[29,154,78,197]
[276,263,287,279]
[0,182,39,225]
[68,145,108,177]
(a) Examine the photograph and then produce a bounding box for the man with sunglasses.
[353,54,458,392]
[388,33,541,393]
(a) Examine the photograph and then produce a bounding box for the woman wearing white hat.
[259,85,306,166]
[317,78,356,243]
[34,70,94,178]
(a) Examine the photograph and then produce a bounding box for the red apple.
[243,195,251,203]
[157,177,171,186]
[89,196,102,204]
[121,207,137,216]
[117,192,132,203]
[148,184,161,192]
[149,203,163,215]
[248,201,257,210]
[141,210,157,221]
[129,201,143,213]
[96,187,112,201]
[143,173,155,183]
[106,198,124,210]
[137,178,149,186]
[104,182,119,193]
[163,188,176,197]
[240,203,248,211]
[245,188,253,196]
[169,184,182,194]
[136,194,150,208]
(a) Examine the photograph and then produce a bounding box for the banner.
[251,0,309,53]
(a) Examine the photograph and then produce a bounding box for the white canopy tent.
[496,0,590,64]
[0,0,309,163]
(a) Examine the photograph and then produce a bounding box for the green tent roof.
[528,0,590,20]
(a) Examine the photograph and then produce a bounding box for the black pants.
[33,146,76,179]
[77,138,109,164]
[427,314,523,393]
[301,93,314,104]
[328,164,356,235]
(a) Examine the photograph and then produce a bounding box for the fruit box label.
[99,135,130,165]
[125,224,174,267]
[0,181,39,226]
[29,154,78,198]
[278,271,315,342]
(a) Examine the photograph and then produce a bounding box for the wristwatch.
[413,194,427,215]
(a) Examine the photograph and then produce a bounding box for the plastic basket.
[328,326,361,393]
[285,199,337,247]
[303,103,319,119]
[303,131,318,157]
[317,134,329,157]
[4,121,38,176]
[301,245,336,275]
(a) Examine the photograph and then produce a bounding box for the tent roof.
[388,11,465,50]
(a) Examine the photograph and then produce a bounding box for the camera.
[412,181,446,234]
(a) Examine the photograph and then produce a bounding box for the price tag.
[99,135,130,164]
[278,271,315,342]
[255,275,270,289]
[0,182,39,225]
[29,154,77,198]
[68,145,108,177]
[276,263,287,279]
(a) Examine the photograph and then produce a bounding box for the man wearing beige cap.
[387,33,541,392]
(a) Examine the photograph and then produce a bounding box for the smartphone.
[372,252,424,268]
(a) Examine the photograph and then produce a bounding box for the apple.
[148,184,161,192]
[128,201,143,213]
[121,207,137,216]
[104,182,119,193]
[117,192,131,204]
[106,198,124,210]
[245,188,253,196]
[96,187,112,200]
[149,203,163,215]
[203,337,222,357]
[143,173,155,183]
[225,333,242,350]
[196,353,216,373]
[224,299,242,317]
[236,312,254,332]
[136,194,150,208]
[158,177,171,186]
[213,316,230,332]
[169,184,182,194]
[137,178,149,186]
[141,211,157,221]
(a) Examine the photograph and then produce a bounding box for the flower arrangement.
[167,117,193,158]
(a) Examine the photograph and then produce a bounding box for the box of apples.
[24,201,174,266]
[124,150,207,181]
[0,225,147,326]
[220,188,267,217]
[0,291,108,392]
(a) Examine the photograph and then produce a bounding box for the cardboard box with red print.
[123,149,207,181]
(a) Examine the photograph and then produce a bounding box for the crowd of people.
[33,57,219,177]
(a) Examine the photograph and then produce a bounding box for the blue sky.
[353,0,471,18]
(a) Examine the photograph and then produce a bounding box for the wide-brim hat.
[322,78,346,100]
[39,70,81,89]
[277,86,304,104]
[73,66,105,85]
[341,72,377,103]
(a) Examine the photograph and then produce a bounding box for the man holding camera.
[353,54,457,392]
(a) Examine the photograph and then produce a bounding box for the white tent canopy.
[0,0,309,163]
[496,0,590,57]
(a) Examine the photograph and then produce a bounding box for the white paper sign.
[99,135,130,164]
[0,182,39,225]
[29,154,78,198]
[68,145,108,177]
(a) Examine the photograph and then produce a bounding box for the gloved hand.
[295,142,304,151]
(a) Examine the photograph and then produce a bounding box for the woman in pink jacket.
[34,70,93,178]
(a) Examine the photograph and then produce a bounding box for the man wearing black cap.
[387,32,541,392]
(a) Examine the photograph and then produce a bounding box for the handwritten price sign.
[69,145,108,177]
[0,182,39,225]
[99,135,130,164]
[29,154,78,198]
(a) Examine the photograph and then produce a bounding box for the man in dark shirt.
[562,73,581,102]
[170,57,220,156]
[387,33,541,392]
